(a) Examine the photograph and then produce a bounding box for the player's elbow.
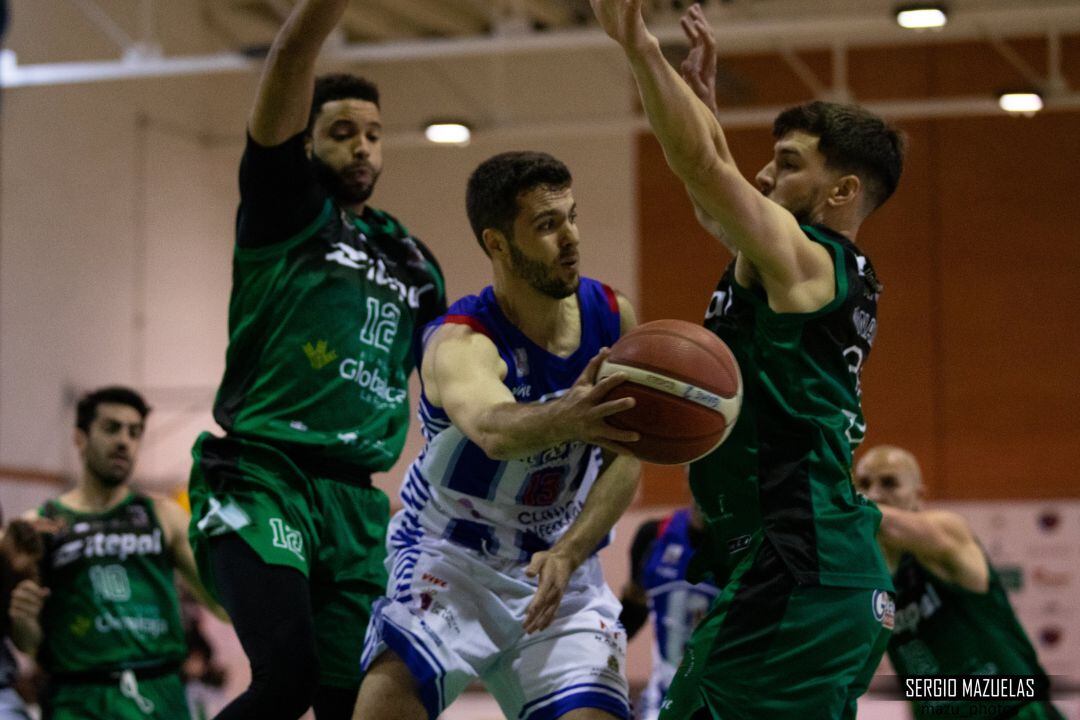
[875,513,912,551]
[475,432,520,461]
[668,146,724,189]
[679,160,743,219]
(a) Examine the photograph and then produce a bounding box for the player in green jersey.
[185,1,446,718]
[592,2,904,717]
[8,386,223,720]
[856,446,1065,720]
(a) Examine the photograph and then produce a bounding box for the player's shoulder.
[577,277,617,306]
[803,225,880,281]
[433,289,501,338]
[426,312,501,365]
[656,509,689,539]
[142,493,188,521]
[35,493,73,518]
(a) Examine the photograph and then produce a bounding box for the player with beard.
[592,2,904,717]
[185,1,446,718]
[353,151,640,720]
[8,386,222,720]
[855,446,1064,720]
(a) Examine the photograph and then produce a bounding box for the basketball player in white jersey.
[352,151,641,720]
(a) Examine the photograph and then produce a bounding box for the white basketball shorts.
[361,521,630,720]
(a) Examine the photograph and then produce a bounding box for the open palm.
[680,4,719,114]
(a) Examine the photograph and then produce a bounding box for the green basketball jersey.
[214,201,446,472]
[38,493,186,674]
[689,225,891,590]
[889,552,1053,718]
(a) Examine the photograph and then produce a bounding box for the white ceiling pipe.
[4,2,1080,88]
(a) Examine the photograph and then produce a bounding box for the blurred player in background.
[9,386,222,720]
[856,446,1065,720]
[185,1,446,717]
[353,151,640,720]
[619,503,718,720]
[178,586,228,720]
[0,501,49,720]
[592,1,904,716]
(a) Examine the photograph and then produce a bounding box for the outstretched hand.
[680,4,719,114]
[590,0,653,52]
[559,348,639,454]
[522,549,576,634]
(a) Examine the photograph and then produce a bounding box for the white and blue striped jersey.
[639,509,720,717]
[392,277,623,563]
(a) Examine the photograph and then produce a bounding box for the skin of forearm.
[469,399,575,461]
[547,456,640,566]
[626,38,734,185]
[272,0,348,56]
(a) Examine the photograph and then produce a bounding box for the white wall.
[0,36,639,492]
[0,1,645,699]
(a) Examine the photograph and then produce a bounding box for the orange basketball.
[597,319,742,465]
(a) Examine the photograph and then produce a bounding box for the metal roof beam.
[5,3,1080,87]
[368,0,488,37]
[339,3,414,41]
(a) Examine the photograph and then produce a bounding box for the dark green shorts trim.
[661,539,893,720]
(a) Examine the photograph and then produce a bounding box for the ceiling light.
[895,5,948,30]
[424,122,471,145]
[998,91,1044,115]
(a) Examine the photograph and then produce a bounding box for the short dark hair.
[465,151,573,255]
[307,73,380,134]
[76,386,151,433]
[773,101,905,212]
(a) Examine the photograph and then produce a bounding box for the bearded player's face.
[506,185,581,300]
[76,403,144,488]
[754,130,841,226]
[309,98,384,207]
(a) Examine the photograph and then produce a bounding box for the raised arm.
[422,324,639,460]
[591,0,827,292]
[678,5,739,255]
[878,507,989,593]
[249,0,350,146]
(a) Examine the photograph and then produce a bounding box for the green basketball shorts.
[188,432,389,687]
[44,672,188,720]
[660,539,893,720]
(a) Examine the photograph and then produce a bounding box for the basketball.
[597,319,742,465]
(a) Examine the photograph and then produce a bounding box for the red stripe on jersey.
[656,512,676,540]
[443,314,494,340]
[601,283,619,314]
